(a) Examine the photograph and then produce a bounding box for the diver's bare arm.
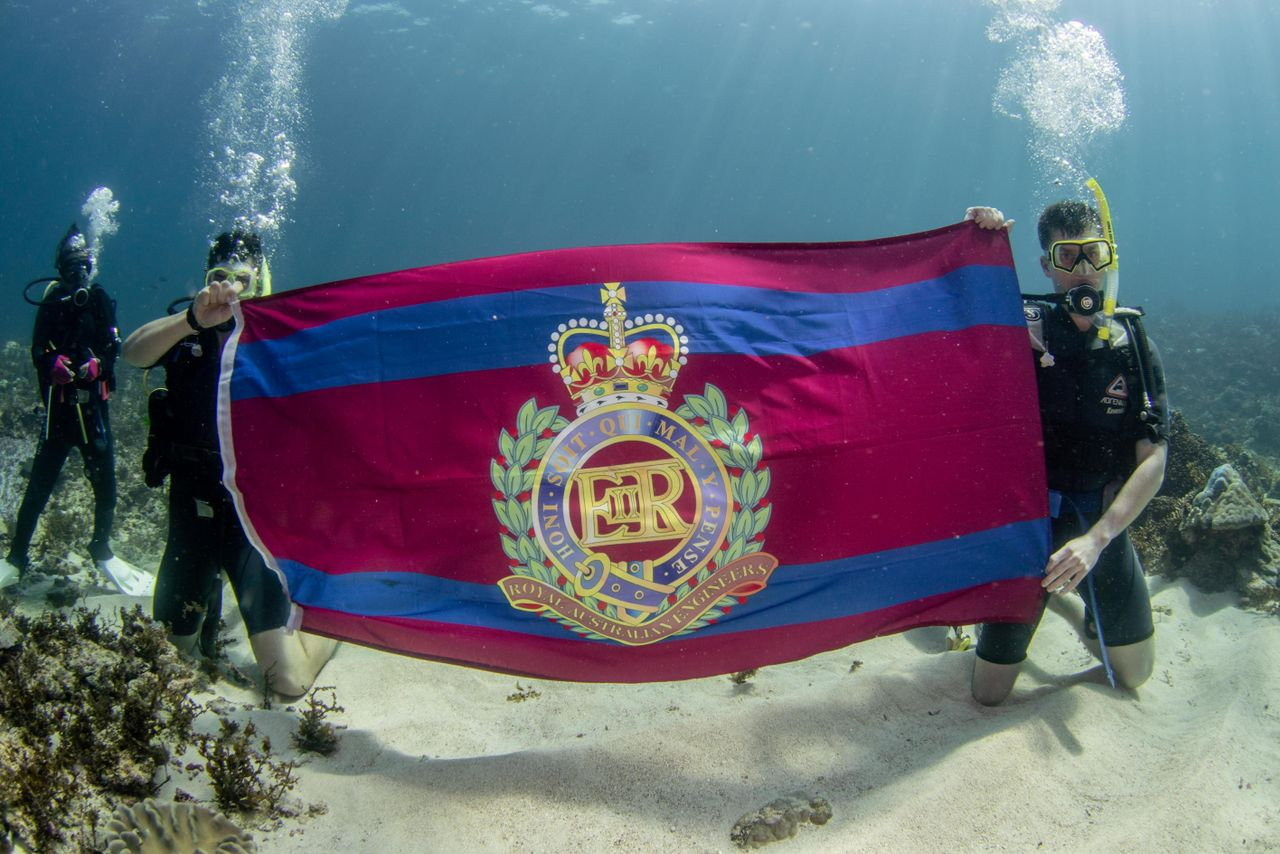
[122,313,193,368]
[121,281,243,368]
[1088,439,1167,546]
[1043,439,1166,593]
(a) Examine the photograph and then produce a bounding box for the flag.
[220,221,1048,682]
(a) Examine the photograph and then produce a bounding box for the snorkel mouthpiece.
[1064,284,1102,316]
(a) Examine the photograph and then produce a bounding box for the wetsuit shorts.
[153,473,292,637]
[976,494,1154,666]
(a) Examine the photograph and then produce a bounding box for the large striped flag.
[220,221,1048,682]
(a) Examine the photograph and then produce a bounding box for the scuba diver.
[0,225,152,595]
[964,190,1168,705]
[121,231,336,698]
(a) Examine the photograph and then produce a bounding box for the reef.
[1120,308,1280,611]
[1154,306,1280,459]
[729,793,832,849]
[0,604,202,851]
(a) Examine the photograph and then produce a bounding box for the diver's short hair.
[1037,201,1103,250]
[207,231,264,270]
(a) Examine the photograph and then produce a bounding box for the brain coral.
[102,800,256,854]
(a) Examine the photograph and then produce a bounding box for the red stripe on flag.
[229,326,1042,580]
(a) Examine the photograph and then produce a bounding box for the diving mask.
[205,264,259,295]
[1047,238,1114,274]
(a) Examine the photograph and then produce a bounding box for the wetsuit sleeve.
[92,286,121,383]
[29,301,59,391]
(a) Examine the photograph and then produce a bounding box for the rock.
[1181,465,1268,538]
[1169,464,1280,596]
[729,793,832,849]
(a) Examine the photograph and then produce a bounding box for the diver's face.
[59,257,92,285]
[1041,227,1105,294]
[205,261,261,297]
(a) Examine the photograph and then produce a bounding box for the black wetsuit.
[149,322,290,652]
[7,283,119,570]
[976,303,1169,665]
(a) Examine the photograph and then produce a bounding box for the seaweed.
[292,686,344,756]
[506,682,541,702]
[195,717,299,816]
[0,604,201,851]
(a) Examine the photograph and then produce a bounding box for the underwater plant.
[0,604,201,851]
[506,682,541,702]
[195,717,299,815]
[291,686,344,756]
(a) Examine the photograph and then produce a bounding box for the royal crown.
[548,284,688,414]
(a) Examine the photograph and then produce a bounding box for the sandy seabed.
[71,575,1277,853]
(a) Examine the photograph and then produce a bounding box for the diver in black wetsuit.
[121,230,336,698]
[964,201,1168,704]
[1,225,151,595]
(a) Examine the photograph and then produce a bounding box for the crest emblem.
[493,284,778,644]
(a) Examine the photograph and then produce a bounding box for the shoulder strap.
[1022,300,1050,354]
[1112,307,1164,442]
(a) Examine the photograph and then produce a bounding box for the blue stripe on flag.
[232,266,1020,402]
[280,517,1047,643]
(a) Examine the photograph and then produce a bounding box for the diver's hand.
[964,206,1015,231]
[49,354,75,385]
[1042,532,1106,595]
[77,357,101,381]
[192,279,245,328]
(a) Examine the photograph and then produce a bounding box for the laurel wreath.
[492,385,770,640]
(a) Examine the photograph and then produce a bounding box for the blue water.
[1,0,1276,342]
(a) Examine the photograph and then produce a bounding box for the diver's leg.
[80,412,117,562]
[971,597,1046,706]
[7,436,72,566]
[1078,532,1156,691]
[1106,636,1155,689]
[972,657,1022,706]
[248,627,339,699]
[154,477,220,652]
[225,508,337,697]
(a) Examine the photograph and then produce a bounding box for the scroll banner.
[220,221,1048,682]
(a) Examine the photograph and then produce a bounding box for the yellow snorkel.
[258,255,272,297]
[1085,177,1119,343]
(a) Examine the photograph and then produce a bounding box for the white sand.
[86,576,1279,852]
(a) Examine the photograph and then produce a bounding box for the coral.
[1147,463,1280,595]
[292,686,344,756]
[729,794,832,849]
[0,604,201,851]
[1182,465,1269,536]
[101,799,256,853]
